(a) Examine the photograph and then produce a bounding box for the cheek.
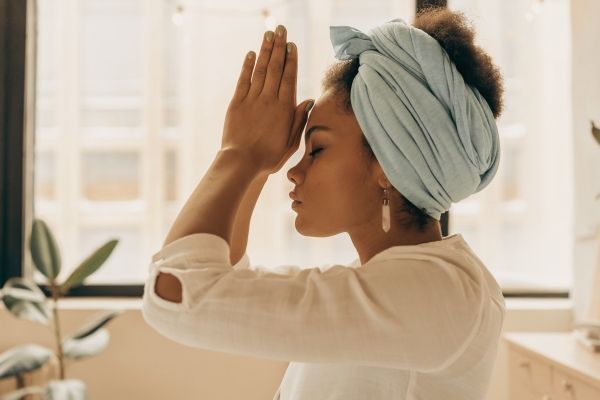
[305,148,371,204]
[323,165,369,207]
[309,158,347,188]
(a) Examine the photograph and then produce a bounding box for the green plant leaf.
[65,309,123,340]
[59,239,119,295]
[60,310,123,361]
[1,287,45,303]
[592,120,600,146]
[62,328,110,361]
[45,379,87,400]
[0,386,46,400]
[0,344,53,379]
[0,278,51,325]
[29,219,61,280]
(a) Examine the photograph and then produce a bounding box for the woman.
[143,6,506,400]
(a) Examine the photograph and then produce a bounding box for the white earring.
[382,187,390,232]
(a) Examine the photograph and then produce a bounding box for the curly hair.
[321,6,504,231]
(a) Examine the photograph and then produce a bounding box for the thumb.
[289,99,315,148]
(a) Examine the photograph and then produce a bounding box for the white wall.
[0,298,573,400]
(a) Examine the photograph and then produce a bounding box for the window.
[28,0,420,295]
[14,0,570,296]
[447,0,572,295]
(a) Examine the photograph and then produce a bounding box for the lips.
[289,191,302,203]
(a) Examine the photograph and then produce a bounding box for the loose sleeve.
[141,233,485,372]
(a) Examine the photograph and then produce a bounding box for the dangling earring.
[382,187,391,232]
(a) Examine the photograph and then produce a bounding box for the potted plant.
[0,218,122,399]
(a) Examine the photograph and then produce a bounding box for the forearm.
[230,172,268,266]
[163,149,261,248]
[156,149,262,303]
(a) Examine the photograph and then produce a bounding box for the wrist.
[217,147,265,177]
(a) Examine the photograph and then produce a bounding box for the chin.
[294,218,340,238]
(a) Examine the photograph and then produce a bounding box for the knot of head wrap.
[329,18,500,220]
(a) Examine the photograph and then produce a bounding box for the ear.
[371,160,391,189]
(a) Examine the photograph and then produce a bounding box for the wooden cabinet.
[504,332,600,400]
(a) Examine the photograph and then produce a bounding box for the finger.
[278,42,297,102]
[263,25,288,97]
[288,99,315,149]
[231,51,256,103]
[247,30,275,98]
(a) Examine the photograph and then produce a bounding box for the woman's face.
[287,88,388,237]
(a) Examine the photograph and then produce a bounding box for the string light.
[525,0,544,22]
[261,8,278,31]
[530,1,543,14]
[171,4,184,26]
[166,0,302,29]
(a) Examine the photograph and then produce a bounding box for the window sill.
[44,296,573,312]
[51,297,143,310]
[504,297,572,310]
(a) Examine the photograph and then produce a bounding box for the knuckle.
[281,73,294,85]
[259,45,272,56]
[269,61,284,74]
[254,66,267,77]
[257,98,270,106]
[273,58,285,69]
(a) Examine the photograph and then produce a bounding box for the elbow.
[155,272,183,303]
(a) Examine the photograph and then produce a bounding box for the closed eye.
[309,148,323,158]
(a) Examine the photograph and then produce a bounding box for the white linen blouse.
[142,232,505,399]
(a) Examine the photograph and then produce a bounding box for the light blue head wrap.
[329,18,501,220]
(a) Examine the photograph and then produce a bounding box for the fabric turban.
[329,18,501,220]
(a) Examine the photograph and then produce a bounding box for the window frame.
[1,0,30,291]
[0,0,567,299]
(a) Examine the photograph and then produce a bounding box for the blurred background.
[1,0,599,399]
[31,0,575,294]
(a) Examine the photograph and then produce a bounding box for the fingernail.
[276,25,285,37]
[286,42,294,53]
[266,31,274,42]
[305,100,315,113]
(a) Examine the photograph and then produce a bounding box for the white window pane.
[34,151,56,201]
[81,0,142,95]
[164,6,180,129]
[500,144,521,202]
[499,221,525,273]
[164,149,177,202]
[36,0,57,130]
[81,152,140,201]
[80,0,143,128]
[81,108,141,128]
[448,0,572,291]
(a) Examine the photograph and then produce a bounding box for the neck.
[350,221,443,266]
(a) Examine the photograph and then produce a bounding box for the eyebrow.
[304,125,332,143]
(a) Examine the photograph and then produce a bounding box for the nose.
[287,161,302,185]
